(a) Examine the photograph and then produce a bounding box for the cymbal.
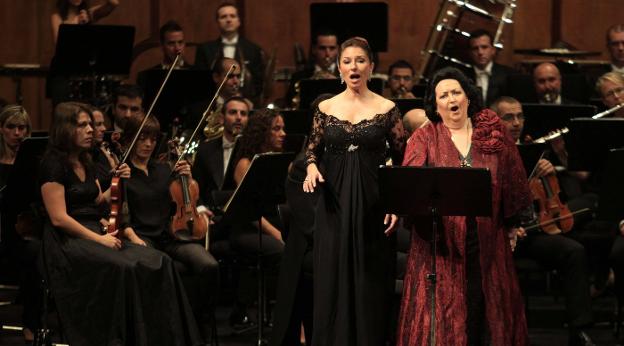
[514,48,601,57]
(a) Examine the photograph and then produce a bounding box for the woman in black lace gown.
[303,37,407,346]
[39,102,201,345]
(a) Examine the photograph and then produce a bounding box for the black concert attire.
[125,160,220,324]
[0,162,42,334]
[39,150,200,345]
[194,37,265,100]
[285,64,339,108]
[192,136,239,210]
[270,156,316,346]
[306,106,406,346]
[464,62,515,106]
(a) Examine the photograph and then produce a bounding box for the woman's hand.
[174,160,192,177]
[114,163,131,178]
[383,214,398,236]
[303,163,324,193]
[98,230,122,249]
[124,227,146,246]
[508,227,521,252]
[534,159,555,178]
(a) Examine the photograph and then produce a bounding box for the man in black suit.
[286,29,339,108]
[194,1,264,102]
[465,29,515,106]
[607,24,624,74]
[158,20,191,70]
[192,95,249,209]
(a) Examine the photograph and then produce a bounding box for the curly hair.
[424,67,484,123]
[236,108,282,161]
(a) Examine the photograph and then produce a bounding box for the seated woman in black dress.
[120,115,219,339]
[39,102,201,345]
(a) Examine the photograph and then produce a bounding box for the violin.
[167,63,237,242]
[108,54,181,234]
[528,174,574,235]
[168,140,207,241]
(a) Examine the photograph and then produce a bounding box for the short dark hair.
[490,96,521,115]
[213,57,240,75]
[222,96,251,114]
[159,20,183,44]
[216,1,238,20]
[113,84,144,105]
[469,29,494,46]
[388,60,414,76]
[122,114,161,149]
[424,67,483,123]
[312,28,337,46]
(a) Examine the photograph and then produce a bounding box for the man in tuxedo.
[158,20,190,70]
[192,95,249,208]
[194,1,264,102]
[465,29,515,106]
[286,29,339,108]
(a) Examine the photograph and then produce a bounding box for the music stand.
[521,103,596,140]
[566,118,624,172]
[281,109,313,135]
[3,138,48,213]
[378,166,492,346]
[52,24,135,76]
[597,149,624,224]
[516,143,548,177]
[310,2,388,51]
[137,69,216,131]
[299,78,383,109]
[221,152,295,345]
[391,98,424,116]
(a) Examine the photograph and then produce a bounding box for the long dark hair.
[424,67,483,122]
[236,108,282,161]
[56,0,90,20]
[121,115,161,160]
[47,101,93,171]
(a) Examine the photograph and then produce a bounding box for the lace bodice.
[305,106,406,166]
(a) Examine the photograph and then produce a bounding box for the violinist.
[89,105,118,191]
[111,84,144,132]
[120,115,219,341]
[40,102,201,345]
[492,96,595,345]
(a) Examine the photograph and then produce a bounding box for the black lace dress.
[305,106,406,346]
[39,151,201,346]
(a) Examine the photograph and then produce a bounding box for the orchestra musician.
[596,71,624,118]
[194,1,265,103]
[606,24,624,74]
[39,102,201,345]
[303,37,406,345]
[111,84,144,132]
[119,115,219,342]
[491,96,596,346]
[385,59,417,99]
[399,68,529,345]
[0,104,37,343]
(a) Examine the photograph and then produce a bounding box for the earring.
[368,74,372,82]
[340,74,344,84]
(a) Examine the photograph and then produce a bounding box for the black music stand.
[566,118,624,171]
[517,143,548,177]
[597,149,624,223]
[281,109,313,135]
[378,166,492,346]
[221,152,295,346]
[520,103,596,140]
[299,78,383,109]
[52,24,135,76]
[392,98,424,116]
[3,138,48,215]
[137,69,216,131]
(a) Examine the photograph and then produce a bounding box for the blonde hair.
[0,105,31,160]
[595,71,624,96]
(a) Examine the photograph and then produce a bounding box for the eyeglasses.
[390,75,413,82]
[499,113,525,122]
[605,86,624,99]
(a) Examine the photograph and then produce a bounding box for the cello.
[168,64,237,242]
[107,54,181,234]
